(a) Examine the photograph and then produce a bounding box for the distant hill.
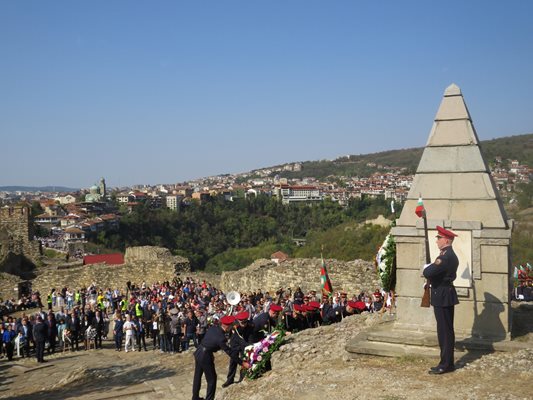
[0,186,79,193]
[262,133,533,179]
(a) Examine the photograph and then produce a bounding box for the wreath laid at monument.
[243,325,286,379]
[376,233,396,292]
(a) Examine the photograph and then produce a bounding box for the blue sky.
[1,1,532,188]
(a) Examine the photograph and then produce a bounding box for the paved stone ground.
[1,304,532,400]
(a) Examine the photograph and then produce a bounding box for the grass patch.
[43,248,66,259]
[395,355,426,364]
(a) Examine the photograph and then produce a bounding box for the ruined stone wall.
[0,272,24,300]
[1,249,378,299]
[124,246,190,273]
[29,261,178,294]
[0,205,41,265]
[0,246,191,298]
[220,258,380,296]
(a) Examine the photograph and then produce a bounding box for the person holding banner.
[423,226,459,375]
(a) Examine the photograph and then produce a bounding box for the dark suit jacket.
[17,323,33,341]
[92,316,105,334]
[66,316,81,333]
[33,321,48,342]
[423,245,460,307]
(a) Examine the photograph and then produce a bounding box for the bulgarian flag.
[320,257,333,297]
[415,196,425,218]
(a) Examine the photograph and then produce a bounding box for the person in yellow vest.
[120,298,128,312]
[135,301,143,319]
[47,290,54,311]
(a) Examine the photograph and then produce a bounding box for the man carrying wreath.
[192,315,250,400]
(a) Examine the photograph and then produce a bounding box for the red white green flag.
[320,257,333,297]
[415,196,425,218]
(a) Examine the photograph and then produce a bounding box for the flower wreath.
[243,325,286,380]
[376,233,396,292]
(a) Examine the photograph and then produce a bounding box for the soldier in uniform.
[306,301,322,327]
[222,311,253,388]
[192,315,249,400]
[285,303,306,332]
[325,300,363,324]
[249,303,282,343]
[423,226,459,375]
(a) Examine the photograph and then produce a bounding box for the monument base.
[346,316,530,360]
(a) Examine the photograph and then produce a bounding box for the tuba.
[225,291,241,315]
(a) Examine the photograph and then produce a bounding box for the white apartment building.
[166,195,183,211]
[278,185,322,205]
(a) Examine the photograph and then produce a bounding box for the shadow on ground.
[6,364,175,400]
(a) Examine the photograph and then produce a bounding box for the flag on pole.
[415,196,425,218]
[320,257,333,297]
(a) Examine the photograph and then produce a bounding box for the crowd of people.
[1,278,392,366]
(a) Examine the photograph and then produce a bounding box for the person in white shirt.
[123,314,136,352]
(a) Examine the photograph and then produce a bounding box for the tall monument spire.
[397,83,508,228]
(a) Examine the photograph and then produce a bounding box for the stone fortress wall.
[0,246,190,299]
[0,245,379,299]
[0,206,42,288]
[219,258,379,296]
[0,206,38,257]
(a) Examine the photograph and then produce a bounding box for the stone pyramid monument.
[347,84,520,358]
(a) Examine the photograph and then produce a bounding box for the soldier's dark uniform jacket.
[249,312,276,343]
[324,305,356,324]
[223,322,254,386]
[192,325,242,400]
[422,243,459,372]
[229,322,253,352]
[423,246,459,307]
[285,312,309,332]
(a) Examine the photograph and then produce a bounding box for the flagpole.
[420,194,431,308]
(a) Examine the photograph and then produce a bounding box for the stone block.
[475,229,512,239]
[397,199,508,228]
[480,245,509,274]
[451,220,482,230]
[417,146,487,173]
[426,120,479,147]
[395,269,425,298]
[473,273,509,303]
[390,226,419,237]
[394,297,435,330]
[434,95,470,121]
[408,173,498,200]
[396,243,421,270]
[454,300,510,340]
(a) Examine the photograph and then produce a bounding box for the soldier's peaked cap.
[220,315,235,325]
[436,226,458,239]
[235,311,249,321]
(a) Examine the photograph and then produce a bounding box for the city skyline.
[1,1,532,188]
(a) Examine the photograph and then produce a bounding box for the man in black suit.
[423,226,460,375]
[16,317,33,358]
[92,310,105,349]
[32,316,48,363]
[66,311,81,351]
